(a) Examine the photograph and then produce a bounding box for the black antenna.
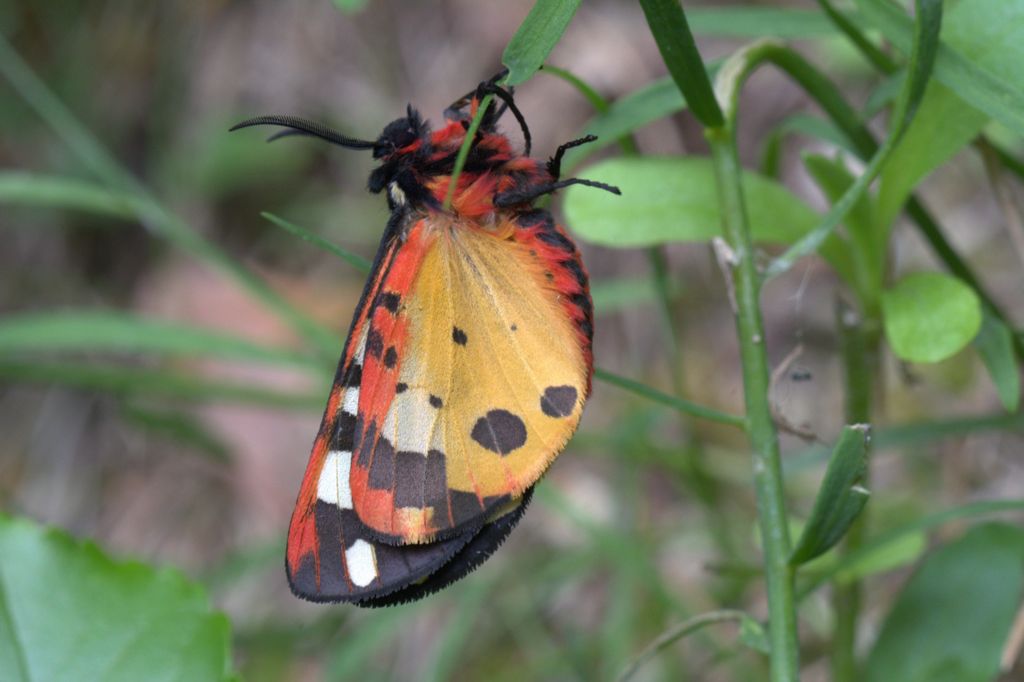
[229,115,375,149]
[480,84,532,157]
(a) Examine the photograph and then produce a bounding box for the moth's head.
[371,106,426,160]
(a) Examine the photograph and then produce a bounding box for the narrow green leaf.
[444,94,493,210]
[801,499,1024,598]
[791,425,871,565]
[766,0,942,277]
[261,211,372,273]
[687,7,840,38]
[638,0,724,127]
[616,610,750,682]
[854,0,1024,137]
[974,310,1021,412]
[833,530,927,585]
[0,311,323,369]
[866,523,1024,682]
[0,515,233,681]
[594,367,746,429]
[0,359,324,409]
[0,172,143,220]
[502,0,582,86]
[563,157,855,283]
[882,272,982,364]
[563,77,684,170]
[738,615,771,654]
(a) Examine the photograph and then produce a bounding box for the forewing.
[350,209,592,543]
[286,218,478,602]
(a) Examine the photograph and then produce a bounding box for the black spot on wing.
[345,364,362,387]
[429,394,443,408]
[366,329,384,358]
[331,411,357,452]
[540,385,578,418]
[379,291,401,313]
[393,449,448,520]
[395,382,408,393]
[470,409,527,455]
[562,258,588,289]
[452,326,468,345]
[384,346,398,369]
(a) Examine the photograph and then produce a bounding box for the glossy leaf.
[790,425,871,565]
[866,523,1024,682]
[502,0,581,86]
[881,272,982,363]
[0,515,234,682]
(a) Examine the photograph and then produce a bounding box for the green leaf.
[791,425,871,565]
[563,78,684,171]
[833,530,927,585]
[0,172,143,220]
[866,523,1024,682]
[766,0,942,277]
[855,0,1024,138]
[563,157,854,282]
[800,499,1024,598]
[0,515,233,682]
[738,615,771,654]
[638,0,724,127]
[121,403,233,462]
[875,0,1024,228]
[974,310,1021,412]
[0,311,322,369]
[881,272,983,363]
[687,7,841,38]
[502,0,582,86]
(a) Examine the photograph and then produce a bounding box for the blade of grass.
[443,94,493,211]
[594,368,746,429]
[0,172,144,220]
[261,211,372,273]
[0,35,338,359]
[0,311,324,369]
[616,610,750,682]
[0,359,324,409]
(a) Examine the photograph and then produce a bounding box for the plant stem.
[706,126,798,681]
[831,299,879,681]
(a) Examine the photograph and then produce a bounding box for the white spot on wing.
[345,539,377,587]
[382,389,437,453]
[342,387,360,416]
[317,450,353,508]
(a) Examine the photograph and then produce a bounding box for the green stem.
[443,94,494,210]
[815,0,897,75]
[831,299,880,682]
[707,126,798,681]
[594,368,746,429]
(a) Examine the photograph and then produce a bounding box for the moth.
[233,72,618,606]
